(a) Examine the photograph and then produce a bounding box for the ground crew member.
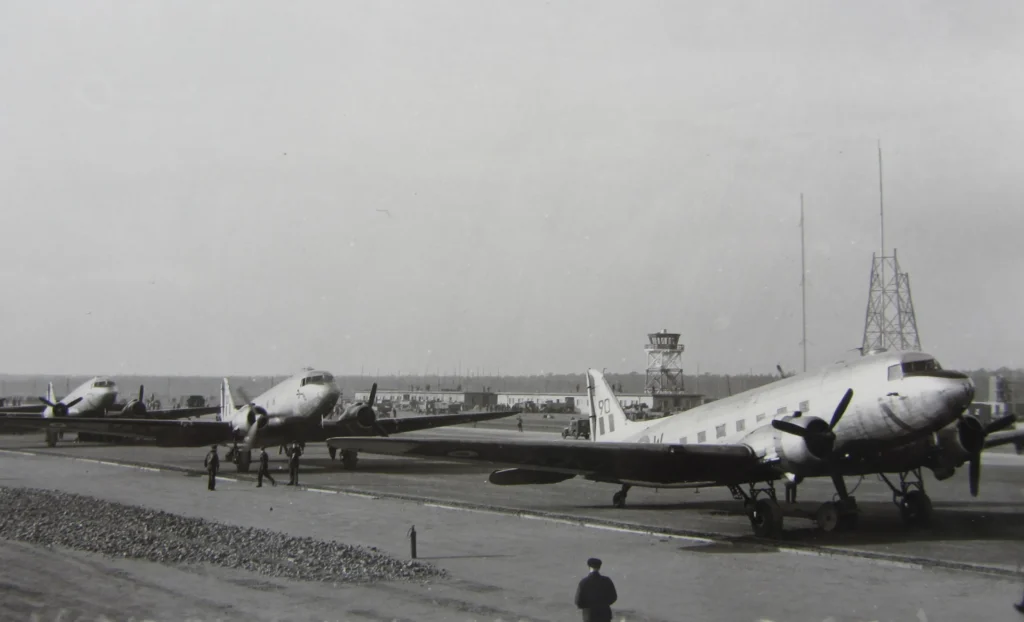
[287,443,302,486]
[1015,587,1024,614]
[517,416,523,433]
[204,445,219,491]
[257,446,276,488]
[785,481,798,504]
[574,557,617,622]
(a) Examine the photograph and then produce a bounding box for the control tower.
[645,330,689,412]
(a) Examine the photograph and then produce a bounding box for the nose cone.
[942,376,975,413]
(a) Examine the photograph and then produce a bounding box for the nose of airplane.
[942,375,974,412]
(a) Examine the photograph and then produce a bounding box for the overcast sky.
[1,1,1021,376]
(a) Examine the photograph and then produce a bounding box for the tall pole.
[800,194,807,373]
[877,141,886,348]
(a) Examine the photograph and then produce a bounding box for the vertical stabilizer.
[219,378,236,422]
[42,383,57,418]
[586,369,632,442]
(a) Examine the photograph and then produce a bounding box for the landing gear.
[611,485,631,508]
[237,450,251,473]
[341,449,359,470]
[731,482,785,538]
[814,474,859,533]
[44,430,58,448]
[880,468,932,527]
[329,446,337,461]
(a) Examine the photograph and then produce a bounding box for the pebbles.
[0,487,446,584]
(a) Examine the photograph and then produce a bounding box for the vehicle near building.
[562,418,590,440]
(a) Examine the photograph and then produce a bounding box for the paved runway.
[3,420,1023,578]
[1,441,1023,621]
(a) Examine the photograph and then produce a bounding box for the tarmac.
[1,421,1023,620]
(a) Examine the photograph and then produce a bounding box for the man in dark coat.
[287,443,302,486]
[257,447,276,488]
[574,557,617,622]
[204,445,219,491]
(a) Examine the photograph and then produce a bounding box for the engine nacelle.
[120,399,147,417]
[742,415,833,475]
[925,415,984,478]
[340,404,377,428]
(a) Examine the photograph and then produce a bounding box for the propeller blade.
[771,419,810,438]
[64,397,83,408]
[38,398,55,407]
[968,453,981,497]
[138,385,145,402]
[985,414,1017,435]
[373,422,390,438]
[368,383,378,407]
[829,389,854,429]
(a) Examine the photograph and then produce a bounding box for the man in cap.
[257,446,276,488]
[204,445,220,491]
[287,443,302,486]
[574,557,617,622]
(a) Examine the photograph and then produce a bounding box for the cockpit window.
[903,359,942,374]
[93,380,114,388]
[890,359,943,380]
[302,374,328,386]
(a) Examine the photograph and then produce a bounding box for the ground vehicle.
[561,418,590,440]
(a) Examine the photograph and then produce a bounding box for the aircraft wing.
[984,426,1024,451]
[0,415,235,446]
[0,405,46,415]
[325,436,766,486]
[375,409,521,435]
[309,409,521,442]
[104,406,222,420]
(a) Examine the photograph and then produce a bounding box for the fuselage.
[609,351,974,460]
[227,370,342,446]
[43,377,119,417]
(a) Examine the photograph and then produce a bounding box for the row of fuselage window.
[675,399,810,445]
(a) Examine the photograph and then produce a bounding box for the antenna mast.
[800,194,807,373]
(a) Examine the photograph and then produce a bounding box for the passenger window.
[716,424,726,439]
[799,400,809,412]
[697,431,707,443]
[888,364,902,381]
[736,420,745,432]
[756,413,766,423]
[679,437,687,445]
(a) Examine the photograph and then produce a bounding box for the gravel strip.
[0,487,447,584]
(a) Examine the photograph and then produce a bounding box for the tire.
[750,499,784,538]
[900,491,932,527]
[815,502,840,532]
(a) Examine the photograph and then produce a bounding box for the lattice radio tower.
[861,143,922,353]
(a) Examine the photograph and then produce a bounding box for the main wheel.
[561,430,568,439]
[815,502,840,533]
[329,446,337,460]
[341,450,358,470]
[612,491,626,508]
[45,430,58,448]
[750,499,784,539]
[900,491,932,527]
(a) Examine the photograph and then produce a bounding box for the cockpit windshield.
[92,380,115,388]
[301,373,334,386]
[888,358,943,380]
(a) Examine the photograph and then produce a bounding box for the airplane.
[326,350,1008,539]
[0,377,220,446]
[0,369,520,471]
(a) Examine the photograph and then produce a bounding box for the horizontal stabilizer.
[488,468,576,486]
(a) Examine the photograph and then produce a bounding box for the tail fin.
[586,369,632,442]
[219,378,236,422]
[42,383,56,418]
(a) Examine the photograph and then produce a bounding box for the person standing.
[287,443,302,486]
[517,415,523,433]
[204,445,219,491]
[257,446,276,488]
[574,557,617,622]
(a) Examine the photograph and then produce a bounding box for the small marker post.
[408,525,417,559]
